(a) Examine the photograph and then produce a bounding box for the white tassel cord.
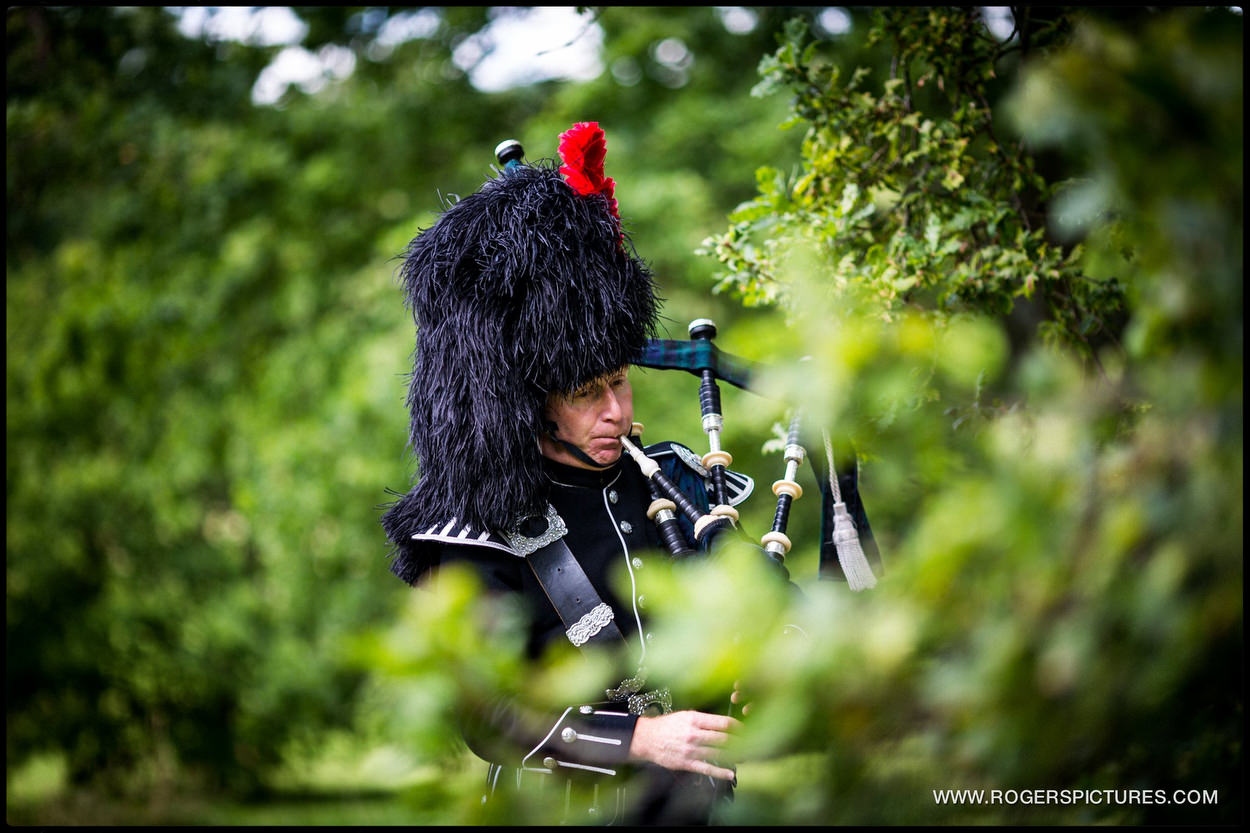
[823,433,877,591]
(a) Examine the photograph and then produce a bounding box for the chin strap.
[543,421,615,469]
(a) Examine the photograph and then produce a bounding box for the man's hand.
[730,680,752,717]
[628,710,740,781]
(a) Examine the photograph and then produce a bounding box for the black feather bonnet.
[382,123,660,583]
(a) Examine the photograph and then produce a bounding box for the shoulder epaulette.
[411,517,519,556]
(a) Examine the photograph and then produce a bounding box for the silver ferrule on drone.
[703,413,724,447]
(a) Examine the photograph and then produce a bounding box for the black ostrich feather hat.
[382,123,660,583]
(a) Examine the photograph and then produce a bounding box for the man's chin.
[588,439,623,465]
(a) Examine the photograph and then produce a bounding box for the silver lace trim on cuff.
[565,602,614,646]
[627,688,672,716]
[604,674,645,701]
[605,674,672,716]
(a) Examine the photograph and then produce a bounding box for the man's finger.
[696,745,741,768]
[692,729,730,748]
[692,712,741,732]
[690,759,737,782]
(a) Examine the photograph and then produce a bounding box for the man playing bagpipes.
[381,122,880,824]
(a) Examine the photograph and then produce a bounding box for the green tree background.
[7,6,1241,825]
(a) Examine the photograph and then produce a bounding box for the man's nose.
[600,389,624,422]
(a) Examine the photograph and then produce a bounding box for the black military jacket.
[416,443,752,823]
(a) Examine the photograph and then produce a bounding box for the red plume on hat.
[558,121,620,229]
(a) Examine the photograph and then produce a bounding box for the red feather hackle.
[558,121,620,226]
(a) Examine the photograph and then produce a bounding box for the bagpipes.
[630,320,880,590]
[496,139,882,590]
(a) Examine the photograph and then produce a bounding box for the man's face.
[539,367,634,469]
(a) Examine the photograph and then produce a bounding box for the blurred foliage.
[700,9,1128,365]
[681,5,1240,825]
[367,4,1243,826]
[6,4,1241,826]
[5,1,834,814]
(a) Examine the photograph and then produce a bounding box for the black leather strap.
[527,536,627,649]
